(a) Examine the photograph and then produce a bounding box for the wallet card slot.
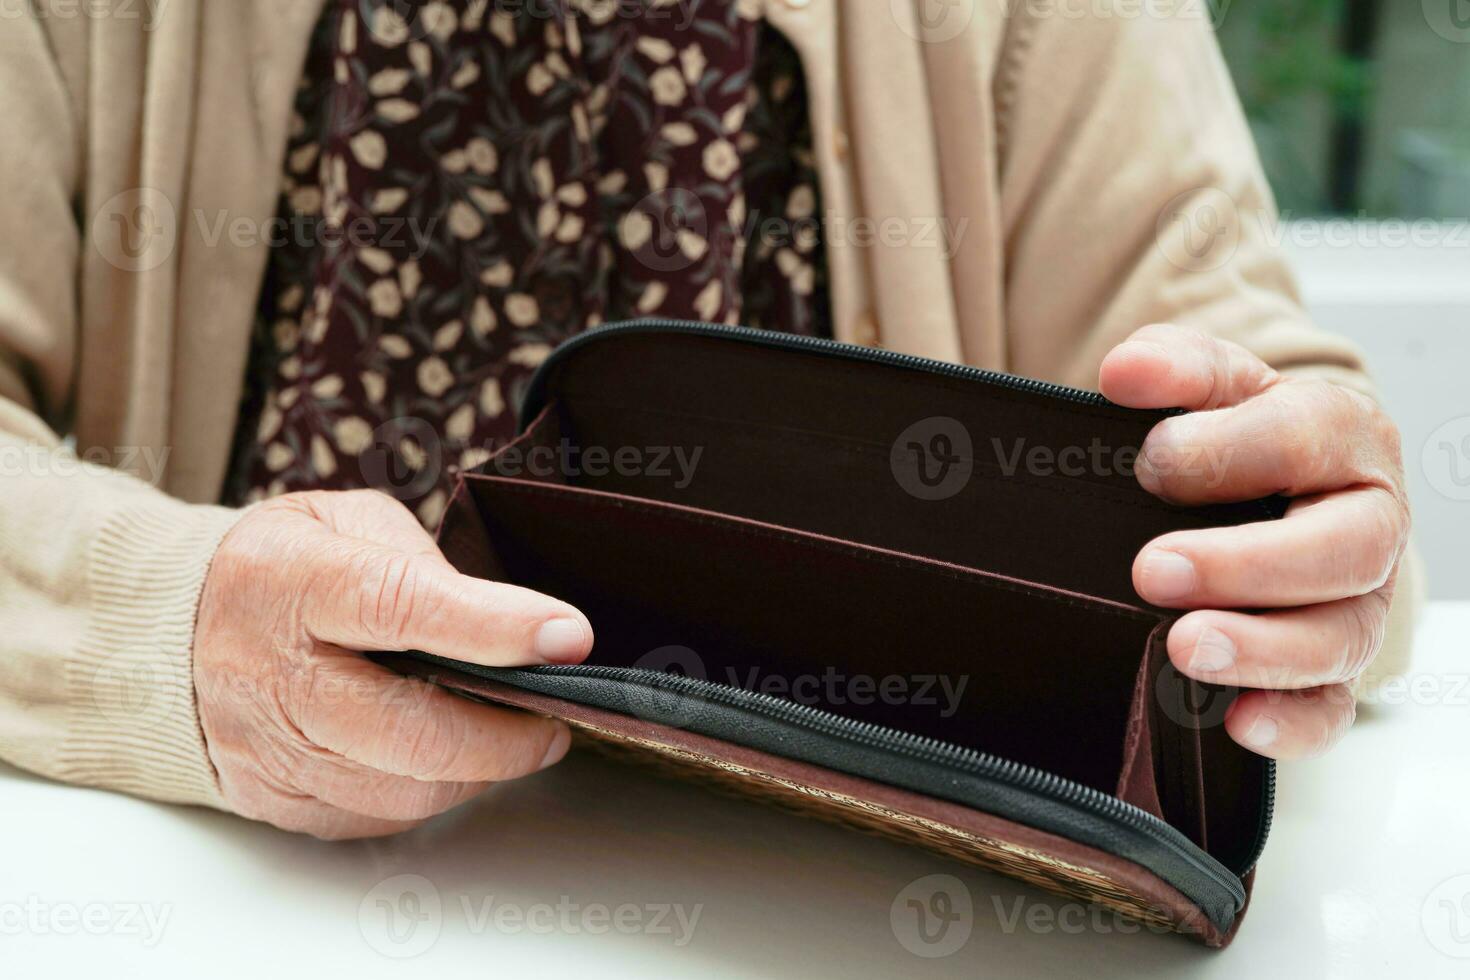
[460,473,1164,797]
[505,330,1281,608]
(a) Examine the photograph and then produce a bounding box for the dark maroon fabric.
[225,0,830,524]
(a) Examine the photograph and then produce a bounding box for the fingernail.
[1134,440,1170,493]
[535,617,589,663]
[1188,627,1237,674]
[1241,715,1279,750]
[1140,549,1196,602]
[538,724,571,771]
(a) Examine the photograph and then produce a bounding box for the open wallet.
[379,320,1284,947]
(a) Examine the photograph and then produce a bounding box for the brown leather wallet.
[382,320,1282,947]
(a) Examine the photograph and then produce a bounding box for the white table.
[6,603,1468,978]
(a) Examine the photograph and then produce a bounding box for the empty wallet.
[381,320,1282,947]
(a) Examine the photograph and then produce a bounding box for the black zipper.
[506,661,1247,909]
[517,317,1275,883]
[520,318,1135,432]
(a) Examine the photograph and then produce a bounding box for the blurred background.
[1215,0,1470,599]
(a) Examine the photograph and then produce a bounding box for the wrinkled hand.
[195,489,594,839]
[1100,325,1409,760]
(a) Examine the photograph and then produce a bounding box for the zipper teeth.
[522,662,1245,903]
[519,318,1135,431]
[1242,764,1276,876]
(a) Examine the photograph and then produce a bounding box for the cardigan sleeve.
[993,7,1420,687]
[0,12,239,807]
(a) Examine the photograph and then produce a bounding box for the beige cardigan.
[0,0,1416,810]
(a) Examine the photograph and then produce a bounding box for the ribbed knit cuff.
[55,495,248,809]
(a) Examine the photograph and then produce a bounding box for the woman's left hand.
[1099,324,1410,760]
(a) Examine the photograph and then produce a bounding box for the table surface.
[6,603,1468,978]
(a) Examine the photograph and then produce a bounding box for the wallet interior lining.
[511,333,1274,608]
[463,472,1162,798]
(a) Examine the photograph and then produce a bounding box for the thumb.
[299,531,593,667]
[1099,323,1279,411]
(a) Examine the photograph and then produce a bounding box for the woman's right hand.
[193,489,594,839]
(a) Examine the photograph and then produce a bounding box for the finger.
[1165,590,1391,690]
[1134,486,1406,608]
[291,751,490,823]
[243,791,426,841]
[1098,324,1279,411]
[1132,380,1403,505]
[1224,685,1357,761]
[288,652,574,783]
[300,529,594,666]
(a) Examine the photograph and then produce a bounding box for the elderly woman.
[0,0,1413,838]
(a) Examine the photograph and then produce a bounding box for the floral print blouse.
[224,0,830,527]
